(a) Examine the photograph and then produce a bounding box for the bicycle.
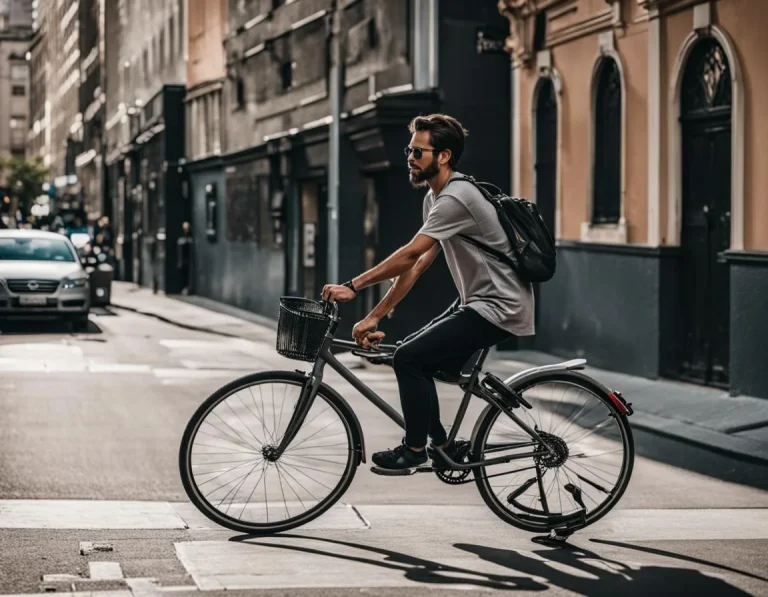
[179,296,635,540]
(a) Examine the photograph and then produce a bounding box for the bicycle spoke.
[476,376,632,530]
[185,376,354,530]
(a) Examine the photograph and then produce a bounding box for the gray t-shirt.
[418,172,535,336]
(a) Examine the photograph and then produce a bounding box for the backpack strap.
[457,233,519,269]
[437,175,520,269]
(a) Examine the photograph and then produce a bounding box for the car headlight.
[62,276,88,289]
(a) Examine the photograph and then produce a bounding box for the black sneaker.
[371,438,428,470]
[427,439,472,469]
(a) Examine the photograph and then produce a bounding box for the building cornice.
[497,0,624,68]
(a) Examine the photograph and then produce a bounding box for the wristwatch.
[342,280,358,294]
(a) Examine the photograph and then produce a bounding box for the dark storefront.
[111,85,186,294]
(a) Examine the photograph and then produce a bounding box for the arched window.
[592,57,621,224]
[681,37,731,116]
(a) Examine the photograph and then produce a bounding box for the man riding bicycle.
[322,113,534,471]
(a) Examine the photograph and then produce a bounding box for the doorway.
[533,77,558,337]
[534,77,557,238]
[299,180,327,299]
[678,38,732,388]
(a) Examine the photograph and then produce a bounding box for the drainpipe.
[327,0,345,285]
[413,0,439,91]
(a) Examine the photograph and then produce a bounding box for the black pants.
[392,301,511,447]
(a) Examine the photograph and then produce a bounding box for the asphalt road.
[0,308,767,596]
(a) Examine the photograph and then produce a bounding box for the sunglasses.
[404,146,440,160]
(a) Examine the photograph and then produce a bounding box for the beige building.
[499,0,768,398]
[185,0,228,161]
[0,10,31,168]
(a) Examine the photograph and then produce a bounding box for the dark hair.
[408,114,469,169]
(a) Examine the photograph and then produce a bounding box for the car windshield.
[0,237,77,262]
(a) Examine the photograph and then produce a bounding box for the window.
[235,77,245,108]
[169,14,175,62]
[533,11,547,52]
[12,85,25,96]
[205,183,218,242]
[272,0,286,9]
[592,57,622,224]
[159,27,165,70]
[280,61,293,91]
[11,65,27,80]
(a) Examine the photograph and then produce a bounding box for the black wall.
[726,251,768,398]
[438,0,511,193]
[190,166,285,320]
[537,242,684,379]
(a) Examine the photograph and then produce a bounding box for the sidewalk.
[111,282,768,464]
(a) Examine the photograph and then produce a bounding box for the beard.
[409,157,440,188]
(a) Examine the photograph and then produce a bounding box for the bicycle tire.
[179,370,359,535]
[472,371,634,533]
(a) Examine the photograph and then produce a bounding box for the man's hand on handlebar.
[353,315,384,349]
[321,284,356,303]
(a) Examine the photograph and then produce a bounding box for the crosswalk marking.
[89,562,124,581]
[0,500,187,530]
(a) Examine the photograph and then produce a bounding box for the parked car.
[0,229,90,331]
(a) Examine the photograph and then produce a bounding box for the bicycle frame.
[276,303,554,470]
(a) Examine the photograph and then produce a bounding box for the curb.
[110,303,243,341]
[628,412,768,465]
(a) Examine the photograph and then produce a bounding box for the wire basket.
[276,297,332,362]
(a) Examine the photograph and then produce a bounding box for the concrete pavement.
[110,282,768,464]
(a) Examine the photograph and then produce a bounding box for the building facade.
[74,0,105,221]
[26,11,49,171]
[0,0,32,166]
[190,0,513,340]
[49,0,81,182]
[104,0,186,291]
[499,0,768,398]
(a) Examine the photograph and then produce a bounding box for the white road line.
[88,363,153,373]
[153,369,247,379]
[0,500,187,530]
[0,592,130,597]
[89,562,124,580]
[2,500,767,540]
[41,574,80,583]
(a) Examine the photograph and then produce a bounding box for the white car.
[0,229,90,331]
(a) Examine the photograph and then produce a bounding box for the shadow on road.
[230,533,760,595]
[0,317,104,336]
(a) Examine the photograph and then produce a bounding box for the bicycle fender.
[315,379,368,464]
[504,367,632,416]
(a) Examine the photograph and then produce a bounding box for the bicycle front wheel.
[473,372,634,533]
[179,371,358,535]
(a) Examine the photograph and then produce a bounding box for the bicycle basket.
[276,297,332,362]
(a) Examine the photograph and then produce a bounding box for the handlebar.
[320,296,400,356]
[321,298,339,319]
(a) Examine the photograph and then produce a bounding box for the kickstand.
[533,528,575,547]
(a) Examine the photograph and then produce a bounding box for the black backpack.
[441,175,557,284]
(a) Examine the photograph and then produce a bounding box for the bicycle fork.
[275,365,325,457]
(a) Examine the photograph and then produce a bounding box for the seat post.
[472,348,492,373]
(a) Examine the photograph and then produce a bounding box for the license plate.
[19,295,48,306]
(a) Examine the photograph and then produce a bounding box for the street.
[0,307,767,597]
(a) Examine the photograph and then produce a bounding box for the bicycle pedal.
[370,465,432,476]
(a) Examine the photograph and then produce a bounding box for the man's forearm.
[369,268,421,320]
[352,245,420,291]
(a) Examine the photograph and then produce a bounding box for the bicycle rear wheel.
[179,371,359,534]
[472,372,634,533]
